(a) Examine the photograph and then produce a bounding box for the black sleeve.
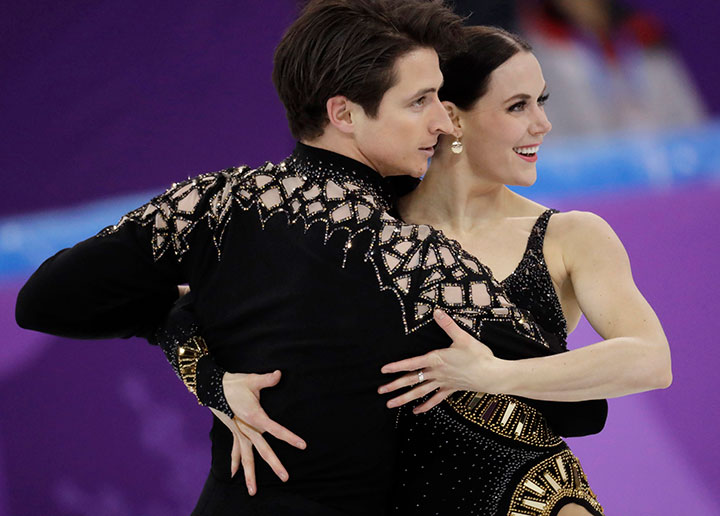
[150,292,234,418]
[15,171,227,341]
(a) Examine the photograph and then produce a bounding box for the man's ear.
[442,101,463,138]
[326,95,356,134]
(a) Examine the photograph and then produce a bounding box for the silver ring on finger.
[417,370,425,383]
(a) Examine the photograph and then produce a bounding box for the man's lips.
[420,146,435,157]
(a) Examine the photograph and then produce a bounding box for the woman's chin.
[507,173,537,188]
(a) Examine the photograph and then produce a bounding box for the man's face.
[352,48,453,178]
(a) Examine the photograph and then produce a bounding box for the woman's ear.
[326,95,355,134]
[442,101,463,138]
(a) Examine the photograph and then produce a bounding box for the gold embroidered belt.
[445,391,563,448]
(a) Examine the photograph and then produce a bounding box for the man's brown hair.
[273,0,465,140]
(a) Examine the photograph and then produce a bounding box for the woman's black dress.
[391,210,605,516]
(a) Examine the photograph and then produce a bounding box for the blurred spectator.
[453,0,518,30]
[518,0,706,138]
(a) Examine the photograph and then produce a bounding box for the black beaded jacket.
[16,143,606,515]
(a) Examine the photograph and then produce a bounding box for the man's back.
[16,143,439,514]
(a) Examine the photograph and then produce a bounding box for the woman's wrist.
[482,357,518,395]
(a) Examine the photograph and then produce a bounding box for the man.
[15,1,464,514]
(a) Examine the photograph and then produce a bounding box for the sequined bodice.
[501,209,568,342]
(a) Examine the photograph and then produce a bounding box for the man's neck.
[302,133,380,176]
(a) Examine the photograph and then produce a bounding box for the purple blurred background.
[1,1,719,514]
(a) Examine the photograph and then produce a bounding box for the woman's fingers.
[386,380,439,408]
[250,370,283,391]
[236,419,289,482]
[378,371,427,394]
[260,416,307,449]
[230,431,241,478]
[238,433,257,495]
[433,309,466,342]
[250,432,289,482]
[412,388,453,414]
[381,353,432,374]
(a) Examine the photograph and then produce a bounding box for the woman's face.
[460,51,552,187]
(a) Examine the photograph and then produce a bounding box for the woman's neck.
[398,151,520,234]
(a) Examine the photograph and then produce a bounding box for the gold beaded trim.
[445,392,562,447]
[177,336,210,399]
[507,449,604,515]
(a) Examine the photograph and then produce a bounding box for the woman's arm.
[153,291,306,494]
[497,211,672,400]
[381,211,671,410]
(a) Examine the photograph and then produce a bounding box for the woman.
[375,25,671,515]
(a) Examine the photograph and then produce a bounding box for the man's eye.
[412,96,427,107]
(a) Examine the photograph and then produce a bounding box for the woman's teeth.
[513,145,539,156]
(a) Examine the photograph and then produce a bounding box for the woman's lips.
[516,152,538,163]
[513,144,540,163]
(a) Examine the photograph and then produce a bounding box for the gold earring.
[451,137,463,154]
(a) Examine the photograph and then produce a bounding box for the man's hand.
[214,370,306,496]
[378,309,505,414]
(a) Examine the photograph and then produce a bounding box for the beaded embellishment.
[507,449,604,515]
[445,392,562,447]
[177,336,210,397]
[100,151,547,345]
[99,171,225,261]
[502,209,568,341]
[100,158,390,265]
[102,149,559,424]
[368,214,548,344]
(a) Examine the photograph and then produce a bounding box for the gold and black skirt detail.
[446,392,562,448]
[391,394,604,515]
[507,450,604,516]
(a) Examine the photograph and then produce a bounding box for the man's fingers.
[433,309,465,341]
[386,381,439,408]
[378,371,426,394]
[247,432,289,482]
[239,434,257,496]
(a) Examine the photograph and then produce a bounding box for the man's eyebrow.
[409,87,437,98]
[407,81,443,100]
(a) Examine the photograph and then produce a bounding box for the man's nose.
[429,97,454,135]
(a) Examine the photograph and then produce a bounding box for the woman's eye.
[412,96,427,107]
[509,101,526,112]
[538,93,550,106]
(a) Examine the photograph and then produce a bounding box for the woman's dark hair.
[440,26,532,110]
[273,0,465,140]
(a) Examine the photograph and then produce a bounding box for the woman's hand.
[216,370,307,496]
[379,310,505,414]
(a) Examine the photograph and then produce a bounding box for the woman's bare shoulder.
[550,210,629,267]
[549,210,614,237]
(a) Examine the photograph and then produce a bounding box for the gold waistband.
[445,392,562,447]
